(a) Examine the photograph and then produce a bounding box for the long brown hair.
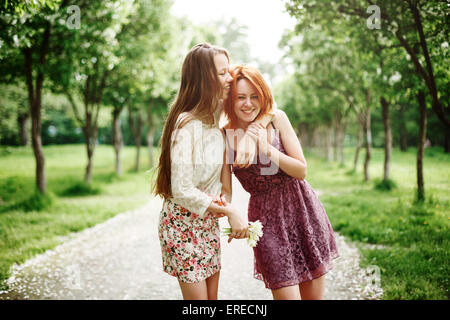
[153,43,229,199]
[224,65,273,129]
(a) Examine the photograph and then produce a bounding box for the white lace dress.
[158,113,225,283]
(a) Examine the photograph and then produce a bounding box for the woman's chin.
[236,117,253,127]
[239,113,256,122]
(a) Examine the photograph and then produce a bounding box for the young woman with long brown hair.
[153,43,249,300]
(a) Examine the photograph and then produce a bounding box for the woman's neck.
[236,119,251,130]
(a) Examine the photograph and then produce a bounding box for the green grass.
[0,144,156,290]
[305,146,449,300]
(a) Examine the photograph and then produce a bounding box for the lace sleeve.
[170,120,212,218]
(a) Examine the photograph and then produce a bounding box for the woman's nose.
[226,72,232,83]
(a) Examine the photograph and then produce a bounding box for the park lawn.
[304,146,449,300]
[0,144,155,290]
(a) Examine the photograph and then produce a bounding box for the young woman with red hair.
[221,65,339,300]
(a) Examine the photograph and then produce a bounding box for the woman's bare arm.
[220,141,233,203]
[248,109,307,180]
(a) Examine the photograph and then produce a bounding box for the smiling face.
[233,78,261,128]
[214,53,232,100]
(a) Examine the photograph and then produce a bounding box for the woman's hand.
[208,194,227,218]
[220,199,249,242]
[234,133,257,168]
[247,123,270,155]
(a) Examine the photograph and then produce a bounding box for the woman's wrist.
[264,144,277,159]
[221,205,236,218]
[258,140,271,156]
[221,192,232,204]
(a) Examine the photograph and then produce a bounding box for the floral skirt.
[158,198,221,283]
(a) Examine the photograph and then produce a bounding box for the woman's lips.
[241,109,255,115]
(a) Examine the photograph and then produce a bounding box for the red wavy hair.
[224,65,273,129]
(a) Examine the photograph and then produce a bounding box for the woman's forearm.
[221,190,232,203]
[265,144,307,180]
[207,199,238,218]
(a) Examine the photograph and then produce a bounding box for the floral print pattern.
[158,199,221,283]
[159,114,224,283]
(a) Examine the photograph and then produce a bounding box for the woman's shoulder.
[176,112,202,130]
[221,122,231,131]
[272,108,289,128]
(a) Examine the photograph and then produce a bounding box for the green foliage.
[0,189,55,213]
[59,181,101,197]
[0,84,28,145]
[0,0,60,15]
[374,178,397,191]
[282,0,449,149]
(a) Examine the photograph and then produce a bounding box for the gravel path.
[0,176,383,300]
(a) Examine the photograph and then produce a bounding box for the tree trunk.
[23,22,51,194]
[381,96,392,181]
[297,123,309,148]
[363,90,372,181]
[399,104,408,151]
[416,91,427,201]
[336,118,345,166]
[112,107,123,176]
[411,3,448,128]
[320,127,326,159]
[363,110,372,182]
[326,126,333,162]
[134,121,142,172]
[83,111,98,185]
[445,129,450,153]
[18,112,30,146]
[85,145,94,184]
[147,100,155,168]
[353,114,364,171]
[333,121,338,162]
[128,105,143,172]
[81,68,107,184]
[311,126,319,156]
[30,99,46,193]
[147,125,155,168]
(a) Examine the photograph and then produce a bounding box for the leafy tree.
[285,0,449,140]
[55,0,135,184]
[0,0,70,193]
[103,0,175,174]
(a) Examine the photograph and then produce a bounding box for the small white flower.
[221,220,264,248]
[247,239,257,248]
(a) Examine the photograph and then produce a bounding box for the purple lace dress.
[230,127,339,290]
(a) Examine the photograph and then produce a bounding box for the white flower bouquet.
[222,220,264,248]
